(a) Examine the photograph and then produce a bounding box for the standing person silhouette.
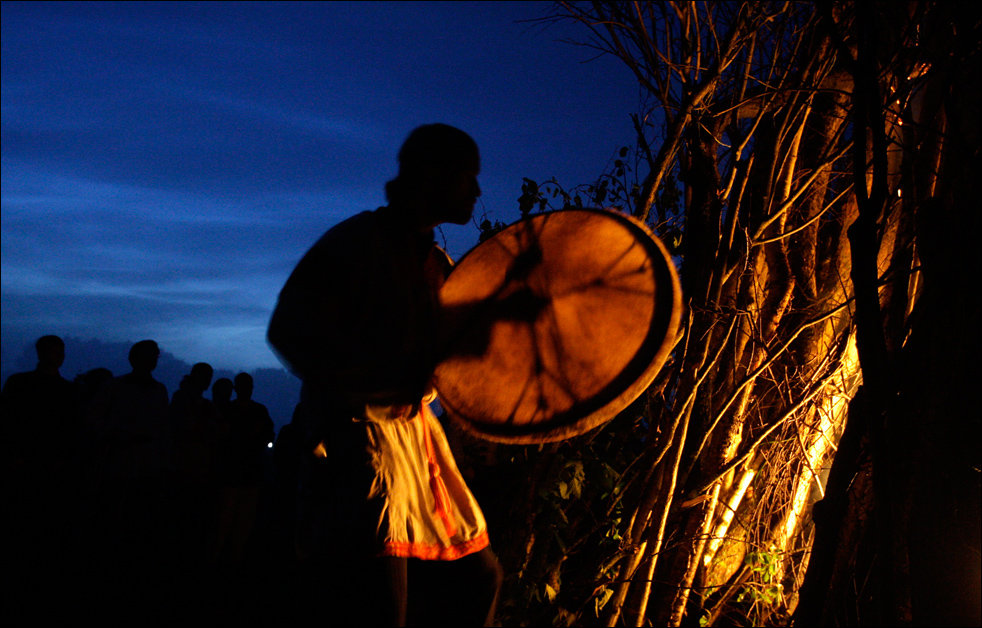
[268,124,501,626]
[2,335,80,580]
[213,372,275,567]
[85,340,172,579]
[212,377,235,423]
[170,362,221,570]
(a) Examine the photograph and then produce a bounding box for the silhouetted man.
[2,335,79,576]
[94,340,171,483]
[211,376,235,469]
[171,362,220,481]
[268,123,501,626]
[267,401,306,570]
[212,377,235,421]
[213,372,275,566]
[84,340,172,574]
[170,362,221,569]
[3,335,78,465]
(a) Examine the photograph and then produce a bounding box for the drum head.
[434,208,681,444]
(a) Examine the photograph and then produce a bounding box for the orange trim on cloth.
[382,530,490,560]
[421,403,458,539]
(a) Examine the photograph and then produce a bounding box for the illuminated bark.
[490,2,979,626]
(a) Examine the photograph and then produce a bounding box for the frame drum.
[434,208,681,444]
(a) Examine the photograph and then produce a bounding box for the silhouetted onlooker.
[170,361,221,569]
[211,376,235,461]
[73,366,114,486]
[212,377,234,421]
[213,372,275,566]
[2,335,81,576]
[3,335,79,470]
[269,402,306,565]
[84,340,172,575]
[74,367,114,409]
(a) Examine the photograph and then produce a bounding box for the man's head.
[385,123,481,227]
[35,335,65,372]
[189,362,214,393]
[212,377,234,404]
[128,340,161,374]
[234,372,254,401]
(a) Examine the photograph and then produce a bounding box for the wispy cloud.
[2,0,641,375]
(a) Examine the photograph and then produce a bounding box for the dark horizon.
[2,333,302,434]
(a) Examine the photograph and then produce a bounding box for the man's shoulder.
[115,372,166,390]
[2,370,33,394]
[297,210,381,263]
[240,398,271,415]
[322,209,381,241]
[3,370,69,391]
[3,370,32,385]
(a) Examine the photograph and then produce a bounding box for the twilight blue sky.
[1,1,640,380]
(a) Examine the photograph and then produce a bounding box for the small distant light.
[897,188,903,198]
[267,442,274,449]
